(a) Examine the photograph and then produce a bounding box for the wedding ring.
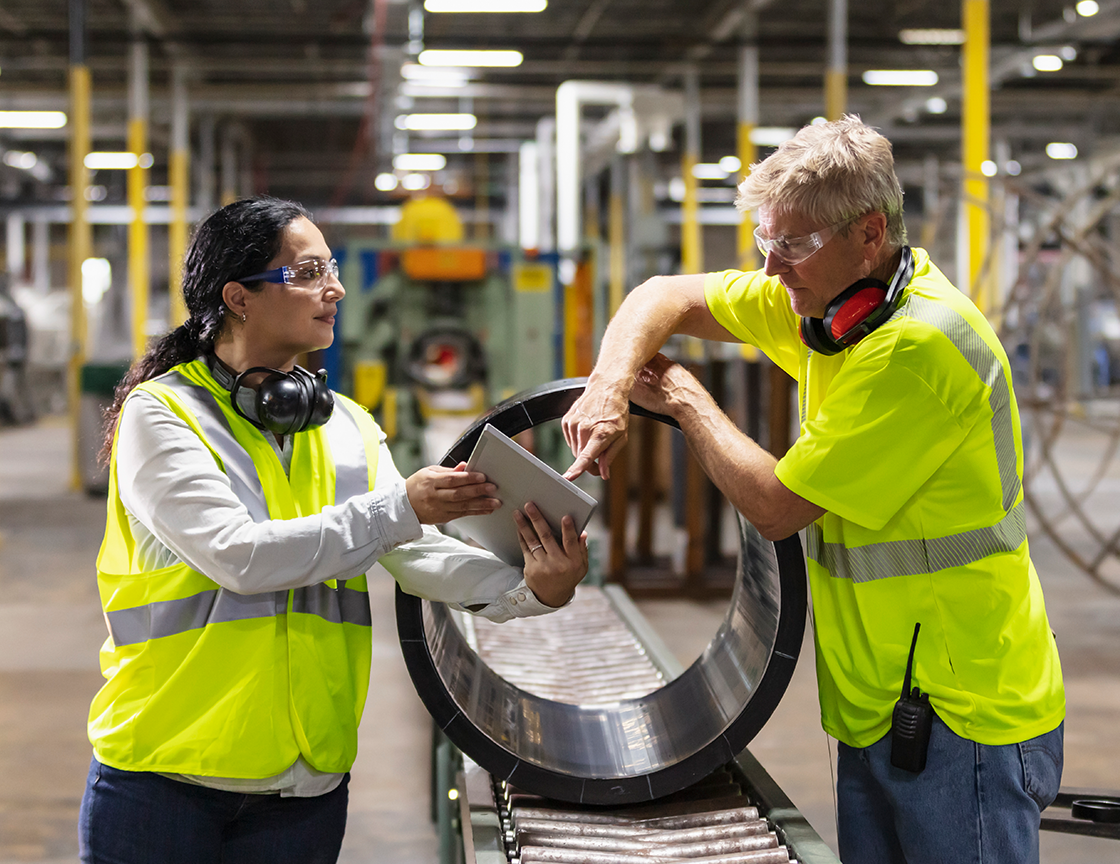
[528,544,543,553]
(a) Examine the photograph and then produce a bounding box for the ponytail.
[97,318,213,465]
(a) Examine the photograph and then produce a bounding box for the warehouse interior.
[3,0,1120,862]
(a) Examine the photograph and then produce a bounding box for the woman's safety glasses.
[753,221,847,266]
[238,257,340,289]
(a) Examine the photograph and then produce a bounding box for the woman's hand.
[405,462,500,525]
[515,502,589,608]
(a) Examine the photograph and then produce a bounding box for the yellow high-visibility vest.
[705,248,1064,748]
[89,358,381,777]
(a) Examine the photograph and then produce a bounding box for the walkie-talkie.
[890,622,933,773]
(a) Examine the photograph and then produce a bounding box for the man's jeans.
[78,757,349,864]
[837,714,1064,864]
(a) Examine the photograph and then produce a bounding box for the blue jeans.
[78,757,349,864]
[837,715,1064,864]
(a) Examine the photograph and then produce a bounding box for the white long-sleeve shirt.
[111,389,555,796]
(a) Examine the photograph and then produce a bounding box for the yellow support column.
[826,0,848,120]
[168,65,190,326]
[681,66,702,275]
[68,0,92,491]
[963,0,991,314]
[128,35,150,358]
[737,33,760,272]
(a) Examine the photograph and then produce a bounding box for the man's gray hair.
[736,115,907,247]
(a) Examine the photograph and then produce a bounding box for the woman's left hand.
[515,502,589,608]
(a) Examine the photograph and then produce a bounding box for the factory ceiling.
[0,0,1118,211]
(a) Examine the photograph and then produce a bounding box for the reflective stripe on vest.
[106,583,374,647]
[106,370,375,642]
[806,500,1026,583]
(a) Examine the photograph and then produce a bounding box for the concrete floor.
[2,415,1119,863]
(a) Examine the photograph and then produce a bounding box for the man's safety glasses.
[238,258,340,289]
[753,221,847,266]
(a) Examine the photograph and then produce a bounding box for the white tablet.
[454,424,598,566]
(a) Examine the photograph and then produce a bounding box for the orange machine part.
[401,247,488,281]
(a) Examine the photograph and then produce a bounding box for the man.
[561,116,1065,864]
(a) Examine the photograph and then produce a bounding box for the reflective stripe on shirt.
[807,500,1026,583]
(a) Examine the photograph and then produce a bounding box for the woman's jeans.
[837,715,1064,864]
[78,757,349,864]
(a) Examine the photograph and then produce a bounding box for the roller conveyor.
[450,584,837,864]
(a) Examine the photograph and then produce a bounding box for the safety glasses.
[753,221,848,266]
[238,257,340,289]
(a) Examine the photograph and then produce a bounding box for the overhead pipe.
[555,80,637,280]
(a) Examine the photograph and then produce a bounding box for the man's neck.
[868,246,904,285]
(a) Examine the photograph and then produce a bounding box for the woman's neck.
[212,337,296,374]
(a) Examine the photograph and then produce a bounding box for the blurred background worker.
[562,117,1064,864]
[79,196,587,864]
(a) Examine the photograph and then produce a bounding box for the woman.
[79,196,588,864]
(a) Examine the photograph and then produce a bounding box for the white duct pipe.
[535,117,555,252]
[555,80,635,273]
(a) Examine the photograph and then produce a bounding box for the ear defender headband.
[800,246,915,356]
[208,357,334,435]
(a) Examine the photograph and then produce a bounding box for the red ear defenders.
[800,246,915,356]
[209,356,334,435]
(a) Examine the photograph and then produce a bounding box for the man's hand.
[405,462,500,525]
[516,502,588,607]
[561,381,633,480]
[629,353,701,418]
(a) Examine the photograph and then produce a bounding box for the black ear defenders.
[208,356,334,435]
[800,246,915,356]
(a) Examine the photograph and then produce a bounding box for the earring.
[240,312,246,323]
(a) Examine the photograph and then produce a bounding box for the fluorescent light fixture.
[749,127,796,147]
[2,151,37,170]
[811,116,828,126]
[926,96,948,114]
[898,28,965,45]
[1033,55,1063,72]
[1077,0,1099,15]
[84,185,107,202]
[393,153,447,171]
[862,69,939,86]
[1046,142,1077,160]
[981,160,997,177]
[85,152,139,170]
[418,49,523,67]
[395,113,477,131]
[144,185,173,202]
[375,172,399,191]
[668,177,686,202]
[401,63,471,86]
[692,163,729,180]
[425,0,545,10]
[719,155,742,174]
[85,152,153,170]
[400,173,431,191]
[0,110,67,129]
[1060,46,1078,61]
[1006,160,1022,176]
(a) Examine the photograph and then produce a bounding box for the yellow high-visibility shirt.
[705,247,1064,748]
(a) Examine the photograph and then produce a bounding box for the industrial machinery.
[397,380,838,863]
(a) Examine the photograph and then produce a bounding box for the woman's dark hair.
[99,195,312,463]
